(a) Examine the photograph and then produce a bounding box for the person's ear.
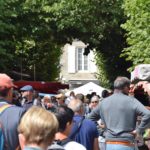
[7,88,13,102]
[66,121,72,127]
[18,133,26,150]
[80,106,84,115]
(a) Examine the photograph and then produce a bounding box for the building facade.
[60,40,99,89]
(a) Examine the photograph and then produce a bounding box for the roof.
[66,82,105,97]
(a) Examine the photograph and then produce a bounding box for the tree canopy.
[0,0,62,81]
[121,0,150,71]
[2,0,145,86]
[49,0,131,87]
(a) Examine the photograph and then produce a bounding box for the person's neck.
[0,96,10,102]
[55,132,68,141]
[114,89,128,95]
[74,112,82,116]
[27,95,33,102]
[114,89,123,93]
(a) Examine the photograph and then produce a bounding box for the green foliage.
[50,0,131,87]
[0,0,17,72]
[50,0,124,44]
[0,0,132,83]
[95,51,111,88]
[121,0,150,71]
[0,0,62,81]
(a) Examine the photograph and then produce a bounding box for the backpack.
[47,138,72,150]
[0,104,12,150]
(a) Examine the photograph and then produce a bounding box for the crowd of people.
[0,73,150,150]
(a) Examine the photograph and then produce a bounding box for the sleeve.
[133,98,150,134]
[87,103,101,121]
[92,122,99,138]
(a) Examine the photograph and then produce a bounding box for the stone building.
[59,40,99,89]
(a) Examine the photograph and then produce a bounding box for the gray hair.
[91,95,99,102]
[114,76,131,90]
[68,99,83,113]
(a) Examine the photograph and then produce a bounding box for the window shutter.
[68,45,76,73]
[89,51,97,73]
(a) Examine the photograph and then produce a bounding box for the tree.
[0,0,63,81]
[0,0,17,73]
[0,0,132,85]
[50,0,131,88]
[121,0,150,71]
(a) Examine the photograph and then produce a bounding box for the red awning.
[14,81,69,94]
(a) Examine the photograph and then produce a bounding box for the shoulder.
[48,143,64,150]
[1,105,26,119]
[8,105,25,113]
[82,119,99,135]
[83,118,97,127]
[64,141,86,150]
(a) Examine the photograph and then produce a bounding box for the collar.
[73,115,85,121]
[74,114,82,118]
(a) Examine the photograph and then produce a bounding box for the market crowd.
[0,73,150,150]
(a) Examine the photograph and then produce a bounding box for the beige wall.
[59,41,99,87]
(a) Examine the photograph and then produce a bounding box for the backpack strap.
[48,142,65,150]
[0,104,12,115]
[70,116,85,139]
[55,138,72,146]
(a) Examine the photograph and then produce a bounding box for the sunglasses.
[91,101,98,103]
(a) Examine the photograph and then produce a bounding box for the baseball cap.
[0,73,16,89]
[20,85,33,91]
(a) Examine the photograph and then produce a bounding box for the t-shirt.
[48,140,86,150]
[64,141,86,150]
[69,115,99,150]
[0,100,25,150]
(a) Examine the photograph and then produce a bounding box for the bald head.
[68,98,83,114]
[114,76,130,90]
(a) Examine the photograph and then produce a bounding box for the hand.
[130,130,137,137]
[130,130,143,141]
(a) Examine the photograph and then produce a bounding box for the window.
[76,47,89,71]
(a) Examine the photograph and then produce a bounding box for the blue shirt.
[0,100,26,150]
[69,115,99,150]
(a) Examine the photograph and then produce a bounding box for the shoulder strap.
[48,143,65,150]
[56,138,72,146]
[70,116,85,139]
[0,104,12,115]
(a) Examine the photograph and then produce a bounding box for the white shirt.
[64,141,86,150]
